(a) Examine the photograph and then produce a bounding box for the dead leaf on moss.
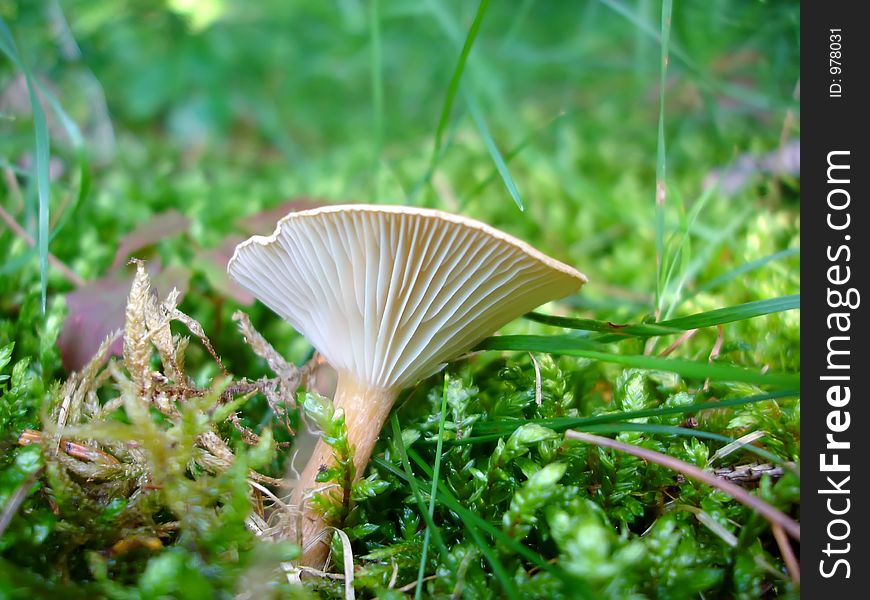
[58,261,190,371]
[197,235,255,305]
[110,210,191,269]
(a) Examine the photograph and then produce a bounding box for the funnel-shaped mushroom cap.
[228,205,586,390]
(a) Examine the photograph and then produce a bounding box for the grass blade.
[429,0,491,165]
[369,0,383,199]
[465,522,520,599]
[477,336,799,388]
[447,389,800,471]
[0,18,52,312]
[33,79,91,241]
[530,295,800,342]
[525,313,686,337]
[465,90,524,211]
[388,413,451,565]
[414,374,450,600]
[373,448,593,596]
[692,248,800,297]
[662,207,752,320]
[402,449,594,599]
[653,0,673,313]
[463,110,568,204]
[472,389,796,435]
[445,423,793,469]
[656,295,800,331]
[31,81,52,311]
[599,0,773,108]
[500,0,535,49]
[658,184,720,316]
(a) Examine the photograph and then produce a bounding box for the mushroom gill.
[228,204,586,566]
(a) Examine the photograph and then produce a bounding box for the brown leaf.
[58,261,190,371]
[111,210,191,269]
[196,235,255,305]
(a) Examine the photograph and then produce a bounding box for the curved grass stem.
[565,430,800,542]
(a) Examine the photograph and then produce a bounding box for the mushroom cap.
[228,204,587,390]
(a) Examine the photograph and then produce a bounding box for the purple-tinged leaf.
[58,261,190,371]
[196,235,255,305]
[110,210,191,269]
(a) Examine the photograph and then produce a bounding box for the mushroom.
[227,204,586,565]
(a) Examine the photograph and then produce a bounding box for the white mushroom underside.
[229,205,586,390]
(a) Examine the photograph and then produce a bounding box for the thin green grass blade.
[659,231,688,317]
[500,0,536,49]
[429,0,491,164]
[600,0,774,109]
[477,336,799,388]
[653,0,672,314]
[0,18,52,312]
[437,424,791,470]
[531,295,800,342]
[1,16,88,288]
[655,295,800,331]
[375,456,541,574]
[0,18,19,61]
[33,80,83,147]
[450,394,800,472]
[34,80,91,236]
[465,522,520,600]
[471,389,797,436]
[388,414,451,565]
[659,185,717,316]
[414,374,450,600]
[408,120,460,203]
[0,158,29,175]
[463,110,568,204]
[525,313,686,337]
[599,0,699,78]
[662,207,753,319]
[692,248,800,297]
[595,295,800,343]
[632,0,653,86]
[450,423,794,473]
[401,449,595,599]
[31,88,52,309]
[465,90,524,211]
[369,0,383,199]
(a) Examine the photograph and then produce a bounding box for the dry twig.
[565,430,800,542]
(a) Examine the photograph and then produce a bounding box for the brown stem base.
[290,372,397,568]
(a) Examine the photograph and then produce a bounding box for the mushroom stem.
[294,372,397,567]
